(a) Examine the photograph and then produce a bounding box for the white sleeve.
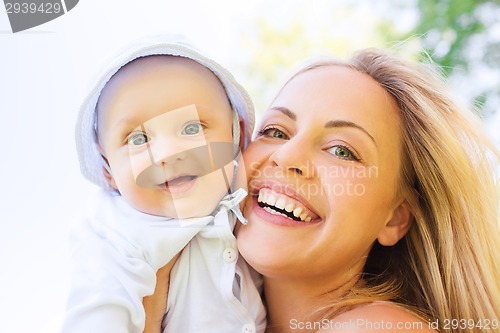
[61,206,210,333]
[60,216,157,333]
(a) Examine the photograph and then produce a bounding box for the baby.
[62,37,265,333]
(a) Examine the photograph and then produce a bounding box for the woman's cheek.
[242,143,267,179]
[242,143,259,168]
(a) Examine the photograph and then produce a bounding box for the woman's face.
[237,65,409,288]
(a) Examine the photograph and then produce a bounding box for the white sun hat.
[75,35,255,190]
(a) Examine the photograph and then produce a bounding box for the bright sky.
[0,1,498,332]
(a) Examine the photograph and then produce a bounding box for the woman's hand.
[143,253,180,333]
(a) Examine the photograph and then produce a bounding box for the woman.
[146,49,500,333]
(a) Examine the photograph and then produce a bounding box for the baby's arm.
[61,219,158,333]
[143,253,179,333]
[61,209,196,333]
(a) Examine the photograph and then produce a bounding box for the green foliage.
[402,0,500,116]
[234,1,499,117]
[411,0,489,75]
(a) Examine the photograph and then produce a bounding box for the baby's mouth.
[160,175,198,193]
[166,175,197,186]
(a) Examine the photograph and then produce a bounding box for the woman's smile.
[249,180,322,226]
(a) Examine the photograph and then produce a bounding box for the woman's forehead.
[273,65,398,121]
[285,65,384,96]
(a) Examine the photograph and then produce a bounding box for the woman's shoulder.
[317,302,438,333]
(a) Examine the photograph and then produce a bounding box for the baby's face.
[97,56,235,218]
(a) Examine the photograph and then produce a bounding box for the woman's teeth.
[257,188,313,222]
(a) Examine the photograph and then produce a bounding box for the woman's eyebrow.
[325,120,376,146]
[270,106,376,146]
[270,106,297,121]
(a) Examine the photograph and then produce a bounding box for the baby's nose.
[151,146,188,166]
[147,134,205,165]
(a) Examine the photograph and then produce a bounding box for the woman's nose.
[269,136,314,179]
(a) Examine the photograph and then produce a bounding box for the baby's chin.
[133,200,215,219]
[134,192,228,219]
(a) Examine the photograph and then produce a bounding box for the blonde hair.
[290,49,500,332]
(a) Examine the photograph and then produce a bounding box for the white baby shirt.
[61,189,266,333]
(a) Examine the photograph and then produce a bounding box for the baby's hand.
[143,252,180,333]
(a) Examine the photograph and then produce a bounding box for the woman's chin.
[237,213,309,277]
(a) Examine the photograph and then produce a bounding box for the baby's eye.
[326,145,360,161]
[257,127,289,139]
[182,122,203,136]
[127,133,149,146]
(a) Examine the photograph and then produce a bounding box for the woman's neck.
[263,274,361,333]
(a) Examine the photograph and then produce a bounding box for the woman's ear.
[377,199,413,246]
[96,144,118,190]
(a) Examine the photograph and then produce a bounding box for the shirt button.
[222,248,237,262]
[242,324,255,333]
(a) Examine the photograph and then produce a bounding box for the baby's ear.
[96,144,118,190]
[377,199,412,246]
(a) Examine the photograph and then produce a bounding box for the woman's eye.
[127,133,149,146]
[182,123,203,135]
[257,127,288,139]
[327,145,360,161]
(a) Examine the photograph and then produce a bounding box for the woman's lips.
[251,196,321,227]
[249,181,321,226]
[160,175,198,194]
[257,188,317,222]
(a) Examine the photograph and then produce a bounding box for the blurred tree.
[414,0,487,74]
[234,0,499,118]
[399,0,500,116]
